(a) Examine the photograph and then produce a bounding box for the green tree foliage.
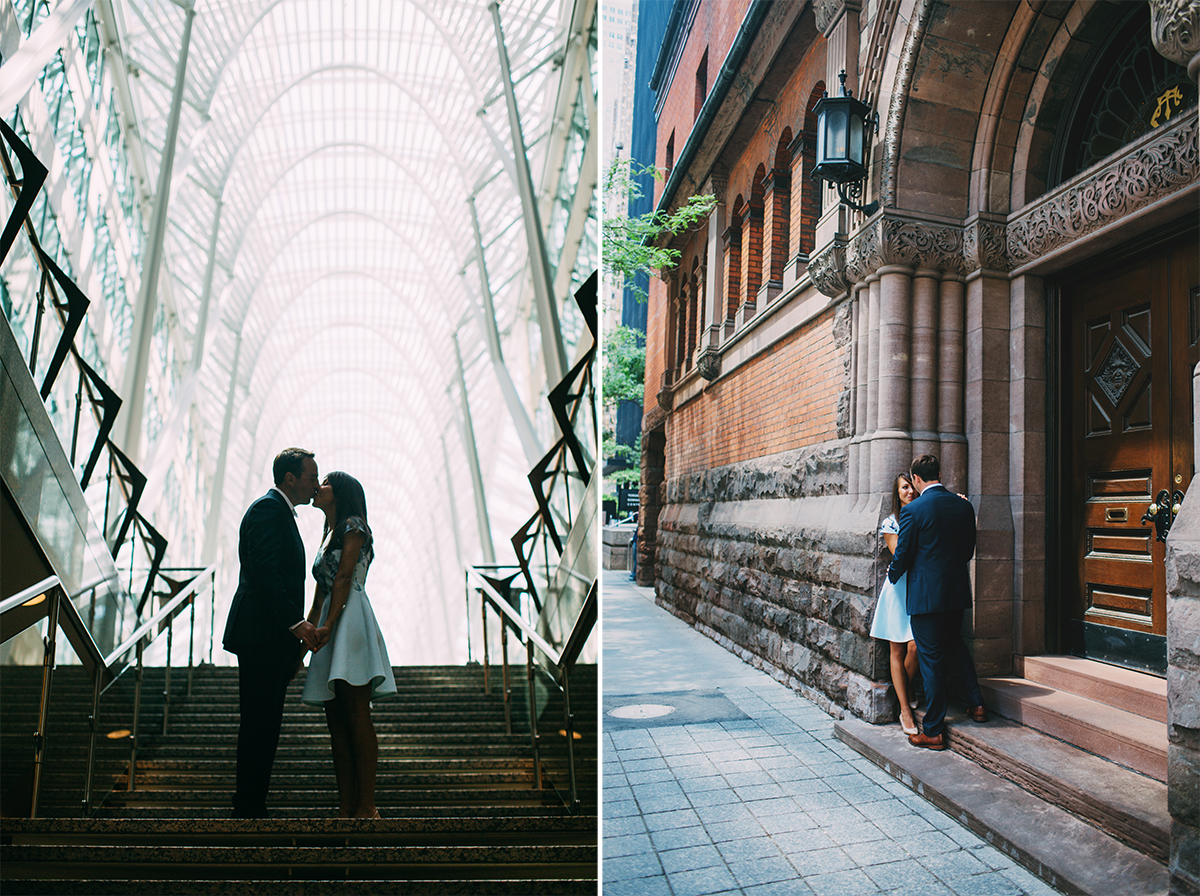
[601,160,714,506]
[602,159,716,300]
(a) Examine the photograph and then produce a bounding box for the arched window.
[744,165,765,308]
[725,197,744,324]
[791,83,825,263]
[688,256,702,364]
[1051,4,1196,186]
[765,130,792,291]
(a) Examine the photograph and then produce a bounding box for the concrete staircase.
[0,663,597,894]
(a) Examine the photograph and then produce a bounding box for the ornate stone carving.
[697,347,721,381]
[814,0,861,35]
[963,218,1009,273]
[881,0,933,208]
[1008,115,1199,268]
[1095,340,1140,406]
[1149,0,1200,76]
[842,215,964,283]
[810,237,851,298]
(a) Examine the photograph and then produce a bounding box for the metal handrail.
[465,565,595,814]
[0,564,217,817]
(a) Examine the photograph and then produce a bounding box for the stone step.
[979,677,1167,782]
[0,843,597,879]
[1,816,597,844]
[0,878,597,895]
[835,715,1168,896]
[1020,655,1168,723]
[92,804,585,820]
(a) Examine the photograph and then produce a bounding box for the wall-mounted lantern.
[812,70,879,216]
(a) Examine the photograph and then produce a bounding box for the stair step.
[1021,655,1168,723]
[1,843,597,878]
[1,878,598,895]
[980,677,1167,781]
[835,716,1168,895]
[2,816,596,843]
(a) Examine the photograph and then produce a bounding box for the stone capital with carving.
[1149,0,1200,80]
[963,216,1009,274]
[810,237,851,298]
[814,0,862,36]
[697,347,721,382]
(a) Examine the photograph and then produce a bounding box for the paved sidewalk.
[601,577,1062,896]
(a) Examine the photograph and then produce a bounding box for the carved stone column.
[937,275,967,490]
[864,274,881,494]
[872,266,914,495]
[910,269,940,460]
[849,280,870,501]
[698,175,727,381]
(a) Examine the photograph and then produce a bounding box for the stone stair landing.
[980,655,1168,782]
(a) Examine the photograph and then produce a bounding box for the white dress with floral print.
[869,514,913,642]
[301,517,396,705]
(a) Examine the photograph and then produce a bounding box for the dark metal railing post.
[208,568,216,665]
[562,671,579,813]
[481,596,490,695]
[162,616,173,735]
[500,618,512,735]
[187,592,196,698]
[83,671,102,817]
[30,587,61,819]
[130,638,143,791]
[526,637,542,790]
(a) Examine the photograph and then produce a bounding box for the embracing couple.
[871,454,986,750]
[222,447,396,818]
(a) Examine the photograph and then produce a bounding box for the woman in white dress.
[303,471,396,818]
[870,472,919,734]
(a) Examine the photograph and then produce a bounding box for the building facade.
[636,0,1199,890]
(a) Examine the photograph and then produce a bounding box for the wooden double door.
[1062,232,1197,674]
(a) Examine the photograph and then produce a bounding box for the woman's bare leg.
[324,697,358,817]
[891,640,916,730]
[334,680,378,818]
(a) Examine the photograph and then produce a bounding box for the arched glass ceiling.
[110,0,597,664]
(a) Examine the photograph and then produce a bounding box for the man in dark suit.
[887,454,986,750]
[223,447,322,817]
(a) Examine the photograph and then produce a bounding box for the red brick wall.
[665,307,842,478]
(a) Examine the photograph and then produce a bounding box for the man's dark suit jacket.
[222,490,307,660]
[887,484,976,615]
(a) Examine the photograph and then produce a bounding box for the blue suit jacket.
[887,484,976,615]
[222,490,307,659]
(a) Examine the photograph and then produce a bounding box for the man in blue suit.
[887,454,986,750]
[223,447,322,817]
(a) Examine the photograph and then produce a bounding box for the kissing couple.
[871,453,986,749]
[222,448,396,818]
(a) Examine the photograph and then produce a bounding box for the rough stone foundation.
[1165,494,1200,896]
[653,441,899,723]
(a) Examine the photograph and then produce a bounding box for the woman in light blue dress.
[303,471,396,818]
[870,472,919,734]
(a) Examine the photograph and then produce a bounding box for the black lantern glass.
[812,71,879,214]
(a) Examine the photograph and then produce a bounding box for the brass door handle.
[1143,488,1185,542]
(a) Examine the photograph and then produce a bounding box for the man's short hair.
[273,448,315,486]
[910,454,940,482]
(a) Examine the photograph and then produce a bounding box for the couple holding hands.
[870,454,987,750]
[222,447,396,818]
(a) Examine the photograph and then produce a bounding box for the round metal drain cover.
[608,703,676,719]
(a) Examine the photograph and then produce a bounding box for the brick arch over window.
[790,83,824,262]
[764,129,791,291]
